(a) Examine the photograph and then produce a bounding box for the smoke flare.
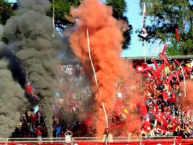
[0,24,29,137]
[5,0,62,136]
[70,0,125,136]
[181,80,193,107]
[0,58,27,137]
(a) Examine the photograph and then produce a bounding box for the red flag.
[133,61,147,67]
[176,29,180,41]
[167,73,174,85]
[161,45,168,55]
[152,60,159,70]
[159,54,172,71]
[184,67,192,73]
[175,59,181,66]
[175,71,180,82]
[141,66,153,72]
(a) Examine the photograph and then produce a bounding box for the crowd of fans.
[138,59,193,139]
[52,63,93,137]
[11,56,193,140]
[107,58,193,139]
[11,109,47,138]
[53,58,193,140]
[11,62,92,138]
[142,60,193,139]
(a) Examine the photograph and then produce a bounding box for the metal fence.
[0,136,189,144]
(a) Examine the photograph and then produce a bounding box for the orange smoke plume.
[181,80,193,108]
[70,0,125,136]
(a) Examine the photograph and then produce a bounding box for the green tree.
[46,0,80,30]
[139,0,193,55]
[0,0,18,44]
[47,0,132,49]
[0,0,13,25]
[106,0,132,49]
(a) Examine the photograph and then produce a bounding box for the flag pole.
[142,3,147,62]
[52,0,55,37]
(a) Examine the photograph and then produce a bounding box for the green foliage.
[167,40,183,56]
[0,0,14,44]
[47,0,132,49]
[0,0,13,25]
[106,0,132,49]
[139,0,193,55]
[0,0,132,49]
[106,0,127,18]
[46,0,81,30]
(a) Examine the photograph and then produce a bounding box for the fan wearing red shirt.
[30,113,37,126]
[26,83,33,95]
[37,130,42,139]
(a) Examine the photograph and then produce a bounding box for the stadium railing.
[0,136,192,144]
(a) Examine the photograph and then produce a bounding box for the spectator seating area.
[11,109,47,138]
[137,59,193,139]
[12,63,92,138]
[11,56,193,139]
[107,58,193,139]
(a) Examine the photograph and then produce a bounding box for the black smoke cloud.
[0,25,28,138]
[0,58,28,138]
[0,24,28,137]
[0,59,28,138]
[4,0,63,136]
[0,44,26,89]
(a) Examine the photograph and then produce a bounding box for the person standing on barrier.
[65,130,73,143]
[37,129,42,139]
[102,133,107,142]
[108,132,113,142]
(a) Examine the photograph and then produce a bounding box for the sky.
[122,0,164,58]
[122,0,143,57]
[8,0,163,58]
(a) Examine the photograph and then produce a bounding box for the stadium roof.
[123,55,193,63]
[123,55,193,60]
[60,55,193,64]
